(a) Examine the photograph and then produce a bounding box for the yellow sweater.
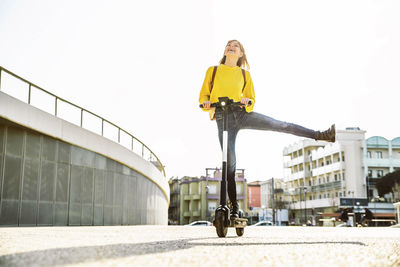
[199,64,255,113]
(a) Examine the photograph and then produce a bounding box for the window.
[376,151,383,159]
[367,151,371,158]
[377,170,383,178]
[327,176,330,183]
[335,192,338,197]
[339,192,342,197]
[208,201,217,211]
[334,174,337,181]
[368,170,372,178]
[208,184,217,194]
[236,184,242,194]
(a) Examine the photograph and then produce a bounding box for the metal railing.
[0,66,165,177]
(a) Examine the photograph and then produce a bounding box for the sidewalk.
[0,226,399,266]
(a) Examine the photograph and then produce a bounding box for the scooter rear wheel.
[235,228,244,236]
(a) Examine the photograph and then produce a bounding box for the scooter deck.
[229,217,248,228]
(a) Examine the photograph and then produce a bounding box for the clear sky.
[1,0,399,182]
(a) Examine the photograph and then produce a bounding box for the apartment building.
[283,128,399,224]
[168,177,180,225]
[365,136,400,201]
[260,178,288,225]
[179,168,247,225]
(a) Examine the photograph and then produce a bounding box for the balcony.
[283,156,305,168]
[184,195,191,201]
[192,211,201,217]
[183,211,191,217]
[365,158,391,167]
[192,194,201,200]
[311,181,341,192]
[312,162,345,176]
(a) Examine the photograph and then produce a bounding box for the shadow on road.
[0,237,366,266]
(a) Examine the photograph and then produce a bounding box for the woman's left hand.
[241,98,250,107]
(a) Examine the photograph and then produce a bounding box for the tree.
[376,170,400,202]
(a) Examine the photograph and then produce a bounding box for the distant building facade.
[168,177,180,225]
[248,181,261,209]
[283,128,399,225]
[260,178,288,225]
[178,168,247,225]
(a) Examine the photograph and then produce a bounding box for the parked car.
[251,220,273,226]
[187,221,212,226]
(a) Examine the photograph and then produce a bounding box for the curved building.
[0,67,169,226]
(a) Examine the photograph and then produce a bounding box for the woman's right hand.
[202,101,211,110]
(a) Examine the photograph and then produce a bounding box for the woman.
[199,40,335,218]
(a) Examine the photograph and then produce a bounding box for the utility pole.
[272,177,275,225]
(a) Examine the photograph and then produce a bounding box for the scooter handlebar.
[199,100,252,108]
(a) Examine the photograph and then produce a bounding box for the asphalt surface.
[0,225,399,267]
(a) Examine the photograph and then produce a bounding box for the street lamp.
[205,185,209,221]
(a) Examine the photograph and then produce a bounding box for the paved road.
[0,226,399,267]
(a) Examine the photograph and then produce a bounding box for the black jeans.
[215,107,316,203]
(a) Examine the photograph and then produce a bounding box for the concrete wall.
[0,91,169,226]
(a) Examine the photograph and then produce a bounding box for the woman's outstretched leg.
[241,111,335,142]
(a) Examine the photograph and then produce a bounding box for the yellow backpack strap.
[210,66,218,93]
[241,68,246,92]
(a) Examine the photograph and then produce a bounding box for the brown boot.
[315,124,336,142]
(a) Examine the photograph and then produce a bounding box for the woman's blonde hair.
[219,40,250,70]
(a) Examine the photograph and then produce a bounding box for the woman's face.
[224,41,243,58]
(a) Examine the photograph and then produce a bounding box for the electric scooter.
[200,97,250,237]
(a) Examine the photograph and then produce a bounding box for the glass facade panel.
[25,132,41,159]
[0,155,3,199]
[20,201,37,225]
[82,205,93,225]
[56,163,69,202]
[0,200,19,225]
[58,142,70,164]
[94,170,105,205]
[69,203,81,226]
[3,156,22,200]
[70,166,83,203]
[40,161,56,202]
[22,158,39,201]
[42,137,57,161]
[38,202,53,225]
[82,168,94,205]
[0,125,4,155]
[104,207,113,225]
[54,202,68,226]
[105,172,114,206]
[93,206,103,225]
[6,126,23,156]
[71,146,95,167]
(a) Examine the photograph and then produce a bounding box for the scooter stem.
[220,107,228,206]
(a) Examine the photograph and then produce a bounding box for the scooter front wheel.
[215,211,228,237]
